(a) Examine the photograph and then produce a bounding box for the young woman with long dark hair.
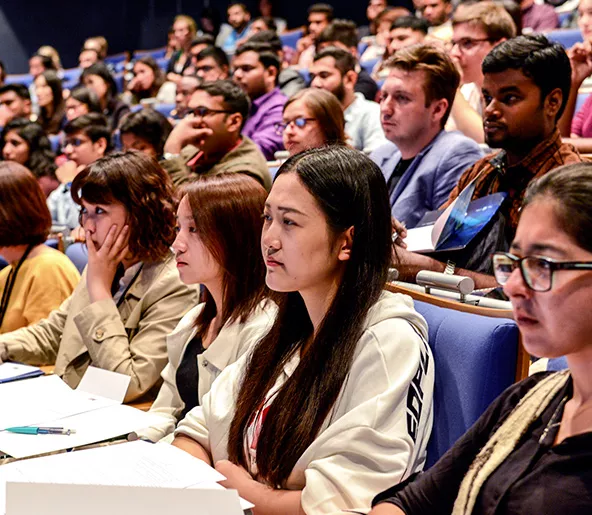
[172,146,434,513]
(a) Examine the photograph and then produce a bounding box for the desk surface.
[39,366,153,412]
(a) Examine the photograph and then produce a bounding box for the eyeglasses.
[449,37,493,52]
[492,252,592,292]
[191,106,233,118]
[274,117,316,135]
[63,137,88,148]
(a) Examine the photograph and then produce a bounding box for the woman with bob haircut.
[172,146,434,513]
[371,162,592,515]
[65,86,102,122]
[123,56,176,105]
[0,163,79,334]
[276,88,347,156]
[81,62,130,130]
[138,173,276,442]
[34,70,65,135]
[1,118,59,197]
[119,109,173,160]
[0,151,199,402]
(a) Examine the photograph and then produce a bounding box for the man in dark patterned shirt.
[395,35,582,288]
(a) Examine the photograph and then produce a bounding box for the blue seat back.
[134,47,167,60]
[545,29,583,49]
[156,57,170,71]
[154,103,175,118]
[4,74,34,87]
[413,300,519,467]
[547,356,568,371]
[360,57,380,74]
[576,92,590,114]
[280,29,303,50]
[48,134,62,153]
[65,243,88,273]
[0,256,7,271]
[104,52,128,66]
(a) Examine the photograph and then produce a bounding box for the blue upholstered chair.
[575,92,590,115]
[360,57,380,75]
[134,47,167,60]
[65,243,88,273]
[4,74,34,87]
[154,103,176,118]
[280,29,303,50]
[48,134,61,153]
[545,29,583,49]
[386,283,526,468]
[104,52,129,67]
[0,256,7,271]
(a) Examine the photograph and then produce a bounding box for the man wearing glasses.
[393,36,582,289]
[446,2,516,142]
[162,79,271,190]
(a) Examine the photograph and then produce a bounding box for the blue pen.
[4,426,76,435]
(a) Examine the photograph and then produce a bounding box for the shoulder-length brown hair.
[284,88,347,147]
[181,173,269,338]
[134,56,166,99]
[0,162,52,247]
[71,151,176,262]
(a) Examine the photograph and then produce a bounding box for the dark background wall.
[0,0,368,74]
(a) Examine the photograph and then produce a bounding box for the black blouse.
[373,373,592,514]
[175,334,205,419]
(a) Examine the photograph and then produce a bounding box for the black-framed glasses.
[63,137,88,148]
[493,252,592,292]
[449,37,493,52]
[274,117,316,135]
[191,106,233,118]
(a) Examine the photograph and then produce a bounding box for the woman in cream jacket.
[172,147,434,514]
[0,152,199,402]
[140,173,276,441]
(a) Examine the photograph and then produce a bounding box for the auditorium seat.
[104,52,129,67]
[280,29,304,50]
[545,29,583,49]
[134,47,167,60]
[0,256,7,271]
[65,242,88,273]
[4,73,34,87]
[48,134,61,153]
[575,91,590,114]
[154,103,175,118]
[361,57,380,75]
[156,57,170,71]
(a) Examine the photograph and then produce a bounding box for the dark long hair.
[181,174,269,339]
[132,56,166,100]
[226,146,393,487]
[81,62,118,105]
[71,151,176,262]
[37,70,65,134]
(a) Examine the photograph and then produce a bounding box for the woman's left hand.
[216,460,258,492]
[86,224,130,303]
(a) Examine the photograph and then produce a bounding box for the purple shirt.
[521,3,559,32]
[242,87,287,161]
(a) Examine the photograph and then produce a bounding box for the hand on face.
[164,116,214,153]
[85,224,130,304]
[568,42,592,86]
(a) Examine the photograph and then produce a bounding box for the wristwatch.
[163,152,180,161]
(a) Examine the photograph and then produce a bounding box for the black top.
[355,69,379,102]
[387,157,414,198]
[373,373,592,514]
[175,334,205,419]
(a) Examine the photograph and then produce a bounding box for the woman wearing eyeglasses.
[370,162,592,515]
[277,88,347,156]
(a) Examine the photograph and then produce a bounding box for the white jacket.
[139,300,276,442]
[175,291,434,514]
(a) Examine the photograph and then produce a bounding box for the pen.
[4,426,76,435]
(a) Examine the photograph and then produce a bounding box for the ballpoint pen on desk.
[4,426,76,435]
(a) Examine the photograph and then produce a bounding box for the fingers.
[85,230,98,256]
[107,225,130,260]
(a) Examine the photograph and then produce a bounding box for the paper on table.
[5,482,244,515]
[0,364,43,384]
[0,441,229,513]
[76,366,131,403]
[0,404,170,459]
[0,375,117,431]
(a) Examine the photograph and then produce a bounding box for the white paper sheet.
[5,482,244,515]
[0,364,42,383]
[0,405,170,459]
[0,375,117,431]
[0,441,232,514]
[76,366,131,403]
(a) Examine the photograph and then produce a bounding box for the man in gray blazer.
[371,43,483,229]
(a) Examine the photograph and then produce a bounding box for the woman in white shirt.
[172,146,435,514]
[140,173,276,441]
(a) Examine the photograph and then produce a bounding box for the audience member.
[233,43,287,160]
[249,16,278,35]
[0,163,79,334]
[311,47,387,153]
[0,152,199,401]
[247,30,307,97]
[123,56,176,105]
[79,48,101,69]
[520,0,558,32]
[162,80,271,190]
[37,46,63,74]
[418,0,453,41]
[217,3,252,55]
[64,86,101,122]
[447,1,517,142]
[359,0,389,39]
[81,62,130,130]
[34,70,65,135]
[293,3,334,69]
[165,26,178,60]
[373,17,429,80]
[1,118,59,196]
[83,36,109,60]
[257,0,287,33]
[360,7,412,62]
[394,35,581,287]
[140,173,275,442]
[187,34,216,75]
[28,53,56,79]
[277,88,347,155]
[316,19,379,101]
[0,84,34,127]
[199,7,223,40]
[173,75,200,119]
[49,113,111,230]
[119,109,173,160]
[193,46,230,83]
[372,43,483,228]
[172,146,434,513]
[370,162,592,515]
[167,15,198,83]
